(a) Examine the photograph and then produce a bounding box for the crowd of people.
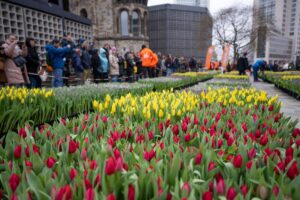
[0,33,205,88]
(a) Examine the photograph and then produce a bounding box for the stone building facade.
[69,0,149,53]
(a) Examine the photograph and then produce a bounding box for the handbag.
[12,55,27,68]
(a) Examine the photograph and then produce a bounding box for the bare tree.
[213,6,270,64]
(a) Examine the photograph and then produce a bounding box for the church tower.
[69,0,149,52]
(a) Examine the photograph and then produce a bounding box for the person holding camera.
[46,38,72,87]
[1,34,29,87]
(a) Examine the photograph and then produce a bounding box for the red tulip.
[202,191,213,200]
[9,174,20,192]
[18,128,27,138]
[246,160,253,169]
[128,184,135,200]
[296,139,300,148]
[286,147,294,157]
[247,148,256,159]
[113,148,121,159]
[32,144,40,154]
[81,148,88,160]
[216,179,226,195]
[148,131,154,140]
[292,128,300,138]
[233,154,243,168]
[68,139,79,154]
[241,123,247,133]
[208,162,216,172]
[69,168,77,180]
[272,185,279,197]
[90,160,98,170]
[115,157,124,171]
[260,133,268,146]
[217,139,223,148]
[85,188,95,200]
[181,182,191,195]
[226,187,236,200]
[268,104,274,111]
[172,124,179,135]
[94,173,101,188]
[193,114,199,125]
[182,122,188,132]
[25,161,33,168]
[159,122,164,132]
[274,161,285,175]
[14,145,22,159]
[184,133,191,142]
[194,153,202,165]
[159,142,165,150]
[106,193,116,200]
[46,157,56,168]
[25,146,30,157]
[144,149,156,162]
[240,185,248,197]
[287,161,299,180]
[11,194,18,200]
[105,157,116,175]
[102,116,108,123]
[55,185,72,200]
[227,137,234,146]
[173,135,179,143]
[84,179,92,189]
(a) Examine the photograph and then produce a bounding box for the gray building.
[253,0,300,66]
[148,4,212,60]
[0,0,92,61]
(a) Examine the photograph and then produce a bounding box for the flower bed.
[172,72,214,77]
[1,88,299,200]
[259,72,300,99]
[206,82,251,90]
[139,74,214,91]
[0,83,153,134]
[214,74,249,81]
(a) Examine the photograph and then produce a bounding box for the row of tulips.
[1,88,299,199]
[138,73,215,91]
[0,73,213,135]
[259,71,300,98]
[0,83,152,135]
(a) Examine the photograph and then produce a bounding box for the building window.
[63,0,69,11]
[132,11,139,36]
[142,12,147,36]
[80,9,88,18]
[120,10,129,36]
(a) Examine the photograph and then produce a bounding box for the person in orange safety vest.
[140,45,157,78]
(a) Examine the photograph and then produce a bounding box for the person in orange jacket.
[140,45,157,78]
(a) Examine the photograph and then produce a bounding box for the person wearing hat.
[45,38,72,87]
[109,47,119,82]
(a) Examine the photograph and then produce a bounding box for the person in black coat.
[125,53,135,83]
[90,49,101,84]
[25,38,41,88]
[237,52,249,75]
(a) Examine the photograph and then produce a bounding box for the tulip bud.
[256,185,269,200]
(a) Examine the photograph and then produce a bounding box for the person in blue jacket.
[46,39,72,87]
[252,60,266,82]
[98,44,110,82]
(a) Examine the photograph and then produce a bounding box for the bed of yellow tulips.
[93,87,280,122]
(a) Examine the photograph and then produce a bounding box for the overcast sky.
[148,0,253,14]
